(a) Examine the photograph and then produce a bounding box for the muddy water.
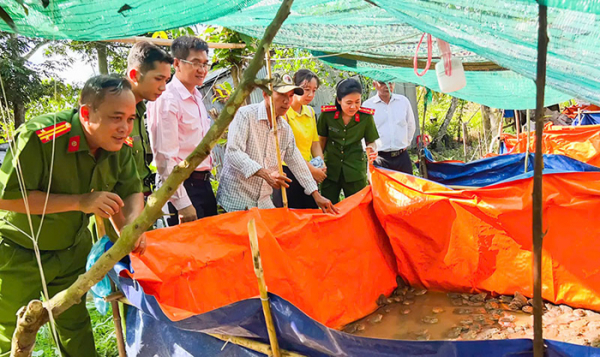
[346,291,532,341]
[345,290,600,346]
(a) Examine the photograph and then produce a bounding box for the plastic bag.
[86,236,112,315]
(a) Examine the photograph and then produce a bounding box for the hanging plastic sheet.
[501,124,600,167]
[124,189,397,329]
[370,167,600,313]
[417,148,600,187]
[118,164,600,355]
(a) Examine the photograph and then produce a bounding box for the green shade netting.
[317,56,572,109]
[0,0,259,40]
[209,0,600,108]
[2,0,600,108]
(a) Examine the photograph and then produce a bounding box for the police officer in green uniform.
[0,75,145,356]
[126,40,173,194]
[317,78,379,204]
[89,41,174,242]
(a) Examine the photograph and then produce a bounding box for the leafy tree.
[203,26,256,89]
[26,79,80,120]
[0,33,57,129]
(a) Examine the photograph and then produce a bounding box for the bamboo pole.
[264,50,288,208]
[94,214,127,357]
[207,334,306,357]
[11,2,295,354]
[533,3,548,357]
[247,219,281,357]
[103,36,246,49]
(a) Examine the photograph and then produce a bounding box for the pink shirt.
[147,75,212,210]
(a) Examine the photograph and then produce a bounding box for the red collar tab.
[321,105,337,113]
[67,135,80,152]
[125,136,134,147]
[36,121,71,143]
[334,111,340,119]
[358,107,375,115]
[355,113,360,122]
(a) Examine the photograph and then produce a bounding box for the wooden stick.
[533,3,548,357]
[525,109,531,173]
[462,121,468,161]
[94,214,127,357]
[264,50,288,208]
[247,219,281,357]
[103,36,246,49]
[207,333,306,357]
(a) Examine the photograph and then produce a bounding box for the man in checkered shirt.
[217,73,338,214]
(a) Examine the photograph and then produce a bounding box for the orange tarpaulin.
[129,166,600,328]
[371,167,600,311]
[501,124,600,166]
[130,189,397,328]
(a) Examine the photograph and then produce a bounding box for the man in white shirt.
[363,81,416,174]
[217,73,337,214]
[147,36,216,225]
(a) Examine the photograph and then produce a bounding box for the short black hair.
[335,78,362,111]
[127,41,174,74]
[171,36,209,60]
[80,75,132,109]
[293,69,320,88]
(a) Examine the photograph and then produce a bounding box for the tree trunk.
[481,105,492,147]
[10,1,295,355]
[96,43,109,75]
[432,96,459,148]
[12,98,25,129]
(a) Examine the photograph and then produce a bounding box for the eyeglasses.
[179,59,211,70]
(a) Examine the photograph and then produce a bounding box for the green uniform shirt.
[317,108,380,183]
[0,109,142,251]
[130,101,153,193]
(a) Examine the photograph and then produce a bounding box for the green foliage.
[271,47,350,89]
[202,27,256,73]
[0,34,48,107]
[26,79,80,120]
[34,301,118,357]
[417,87,482,143]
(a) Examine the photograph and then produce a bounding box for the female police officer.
[317,78,379,204]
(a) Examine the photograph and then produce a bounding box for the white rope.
[0,24,62,357]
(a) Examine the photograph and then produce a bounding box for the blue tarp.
[573,113,600,126]
[119,273,600,357]
[418,149,600,187]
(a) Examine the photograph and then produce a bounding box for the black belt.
[379,149,407,158]
[189,171,212,181]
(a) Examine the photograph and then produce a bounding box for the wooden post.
[247,219,281,357]
[533,3,548,357]
[94,214,127,357]
[462,121,468,161]
[525,110,532,172]
[264,50,288,208]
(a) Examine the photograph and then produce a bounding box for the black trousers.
[167,173,218,226]
[272,166,318,209]
[374,149,413,174]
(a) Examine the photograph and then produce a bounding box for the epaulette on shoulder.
[35,121,71,143]
[358,107,375,115]
[321,105,337,113]
[124,136,133,147]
